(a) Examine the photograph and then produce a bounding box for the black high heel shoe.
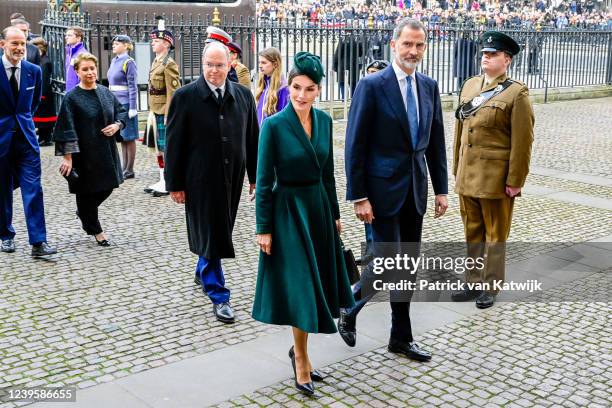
[310,369,325,382]
[288,346,314,396]
[94,235,111,247]
[288,347,326,382]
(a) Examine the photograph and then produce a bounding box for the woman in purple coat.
[255,48,289,127]
[108,35,139,179]
[64,26,88,92]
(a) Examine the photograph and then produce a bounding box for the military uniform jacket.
[453,74,534,199]
[148,54,180,116]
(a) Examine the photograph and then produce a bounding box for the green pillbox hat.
[293,52,325,85]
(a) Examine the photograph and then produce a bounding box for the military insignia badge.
[488,36,493,43]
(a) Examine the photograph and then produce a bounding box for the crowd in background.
[257,0,612,30]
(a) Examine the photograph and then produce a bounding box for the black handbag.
[62,168,79,189]
[341,239,360,285]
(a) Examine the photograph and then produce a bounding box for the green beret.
[293,52,325,85]
[480,31,520,56]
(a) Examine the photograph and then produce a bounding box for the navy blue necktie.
[9,67,19,101]
[405,76,419,149]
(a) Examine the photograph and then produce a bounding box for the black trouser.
[75,190,112,235]
[37,127,53,144]
[348,192,423,343]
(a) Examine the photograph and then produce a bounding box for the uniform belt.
[149,87,167,96]
[109,85,129,91]
[277,179,321,187]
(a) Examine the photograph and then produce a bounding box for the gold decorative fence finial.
[212,7,221,26]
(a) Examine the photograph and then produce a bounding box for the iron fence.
[42,10,612,111]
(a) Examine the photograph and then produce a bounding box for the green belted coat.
[252,103,355,334]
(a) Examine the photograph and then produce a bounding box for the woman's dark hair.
[31,37,48,55]
[287,67,322,89]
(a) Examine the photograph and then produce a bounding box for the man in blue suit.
[341,18,448,361]
[0,26,56,256]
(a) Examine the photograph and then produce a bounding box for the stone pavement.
[213,271,611,408]
[1,97,611,407]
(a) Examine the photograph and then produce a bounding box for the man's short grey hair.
[2,26,26,40]
[202,42,230,62]
[11,19,30,28]
[392,18,428,41]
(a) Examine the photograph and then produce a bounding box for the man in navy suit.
[0,26,56,256]
[341,18,448,361]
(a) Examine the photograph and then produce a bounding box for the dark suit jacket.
[0,59,42,156]
[26,44,41,66]
[345,65,448,217]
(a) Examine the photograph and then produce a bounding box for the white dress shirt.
[392,60,419,123]
[206,79,226,99]
[2,54,22,91]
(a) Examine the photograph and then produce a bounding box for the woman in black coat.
[53,53,126,246]
[31,38,56,146]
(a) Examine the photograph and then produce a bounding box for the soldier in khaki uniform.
[143,17,180,197]
[451,31,534,309]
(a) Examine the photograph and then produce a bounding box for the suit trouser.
[75,190,113,235]
[347,194,423,343]
[459,195,515,295]
[195,257,230,304]
[0,129,47,244]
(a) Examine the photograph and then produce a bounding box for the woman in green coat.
[252,52,355,396]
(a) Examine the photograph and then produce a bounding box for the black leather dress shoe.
[213,302,235,323]
[31,242,57,257]
[337,309,357,347]
[289,346,315,396]
[476,292,496,309]
[388,339,432,362]
[152,190,170,197]
[451,288,482,302]
[123,170,135,179]
[1,239,15,253]
[288,346,325,382]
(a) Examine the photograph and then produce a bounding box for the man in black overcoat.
[453,34,478,91]
[333,36,365,99]
[164,42,258,324]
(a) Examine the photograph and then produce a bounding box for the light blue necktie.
[405,76,419,149]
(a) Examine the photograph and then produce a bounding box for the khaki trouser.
[459,195,515,295]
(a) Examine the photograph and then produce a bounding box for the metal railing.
[42,10,612,112]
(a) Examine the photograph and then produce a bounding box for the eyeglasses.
[204,63,227,70]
